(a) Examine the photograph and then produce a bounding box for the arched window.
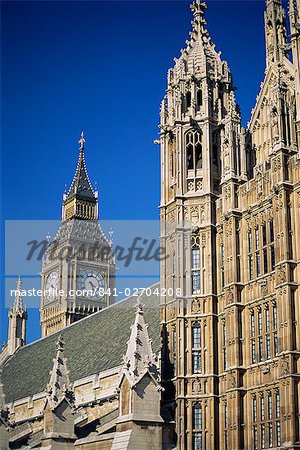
[187,132,194,170]
[192,403,203,450]
[170,151,174,178]
[212,130,220,170]
[221,244,225,287]
[192,323,202,374]
[224,402,228,450]
[173,327,177,376]
[191,234,201,294]
[273,302,278,355]
[172,251,176,295]
[195,133,202,170]
[186,130,202,171]
[222,321,227,370]
[196,89,202,109]
[186,91,192,109]
[253,395,258,422]
[250,310,256,363]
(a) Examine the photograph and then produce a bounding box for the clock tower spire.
[62,132,98,221]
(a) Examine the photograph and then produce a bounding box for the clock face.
[77,269,105,300]
[45,271,59,302]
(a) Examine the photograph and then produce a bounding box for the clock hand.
[89,281,96,290]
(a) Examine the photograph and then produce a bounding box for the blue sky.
[1,0,273,343]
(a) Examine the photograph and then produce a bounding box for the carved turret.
[7,277,27,355]
[112,298,163,449]
[160,0,246,206]
[247,0,299,167]
[265,0,289,66]
[121,297,160,388]
[221,91,246,184]
[46,335,73,410]
[289,0,300,138]
[41,335,76,448]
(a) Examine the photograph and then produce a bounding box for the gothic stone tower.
[159,0,300,449]
[40,133,116,337]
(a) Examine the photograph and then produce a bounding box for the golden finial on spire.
[78,131,86,151]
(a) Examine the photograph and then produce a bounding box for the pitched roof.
[1,285,160,404]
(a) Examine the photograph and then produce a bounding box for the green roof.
[1,285,160,404]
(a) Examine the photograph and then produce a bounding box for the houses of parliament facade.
[0,0,299,449]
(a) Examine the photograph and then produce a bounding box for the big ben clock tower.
[40,133,116,337]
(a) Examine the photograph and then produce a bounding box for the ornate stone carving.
[270,106,279,144]
[225,287,234,304]
[187,180,194,192]
[259,279,269,296]
[169,306,176,320]
[192,379,202,393]
[278,265,287,284]
[281,355,290,376]
[196,179,203,191]
[228,370,236,389]
[191,206,199,225]
[191,298,201,314]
